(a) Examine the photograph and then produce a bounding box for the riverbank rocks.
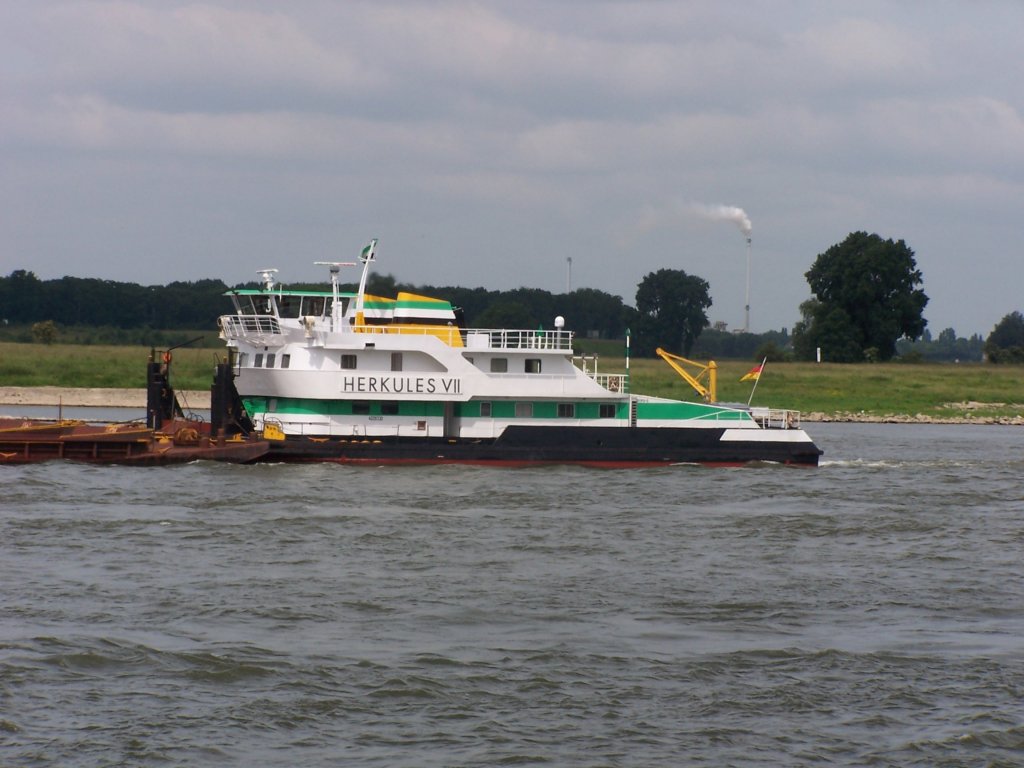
[804,410,1024,425]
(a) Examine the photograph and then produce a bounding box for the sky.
[2,1,1022,337]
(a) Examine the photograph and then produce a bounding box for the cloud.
[2,1,1023,336]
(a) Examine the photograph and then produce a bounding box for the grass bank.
[0,342,224,391]
[2,342,1022,420]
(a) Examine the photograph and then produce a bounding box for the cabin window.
[557,403,575,418]
[281,354,290,369]
[479,402,492,418]
[515,402,533,418]
[381,402,399,415]
[352,402,370,415]
[600,403,616,418]
[266,354,276,368]
[341,354,358,370]
[490,358,508,373]
[391,353,403,372]
[254,353,264,368]
[525,359,542,374]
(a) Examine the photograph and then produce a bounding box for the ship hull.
[262,425,822,467]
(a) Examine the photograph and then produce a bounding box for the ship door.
[443,401,457,438]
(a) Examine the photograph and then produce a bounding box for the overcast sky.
[2,1,1022,336]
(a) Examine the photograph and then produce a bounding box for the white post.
[744,237,751,332]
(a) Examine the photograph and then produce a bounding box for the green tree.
[794,232,928,362]
[984,311,1024,363]
[475,301,533,329]
[633,268,711,356]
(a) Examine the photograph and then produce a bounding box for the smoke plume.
[692,203,752,238]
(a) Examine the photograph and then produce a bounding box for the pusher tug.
[218,240,822,466]
[0,349,269,465]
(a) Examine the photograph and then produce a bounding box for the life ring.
[608,378,619,392]
[163,351,172,364]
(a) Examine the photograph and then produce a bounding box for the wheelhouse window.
[515,402,533,418]
[525,359,542,374]
[490,358,508,373]
[599,403,616,418]
[557,403,575,418]
[341,354,358,370]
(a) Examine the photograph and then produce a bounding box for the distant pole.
[566,257,573,293]
[744,237,751,332]
[625,328,631,372]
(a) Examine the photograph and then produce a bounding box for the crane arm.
[655,347,718,403]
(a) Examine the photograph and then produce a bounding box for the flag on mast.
[360,239,377,263]
[740,363,763,382]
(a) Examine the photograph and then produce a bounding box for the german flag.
[740,364,763,382]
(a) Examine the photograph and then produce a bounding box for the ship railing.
[592,373,629,394]
[463,328,573,351]
[751,407,801,430]
[219,315,283,343]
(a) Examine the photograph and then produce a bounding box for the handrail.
[751,408,801,429]
[592,373,629,394]
[462,328,573,350]
[221,311,575,351]
[219,315,284,345]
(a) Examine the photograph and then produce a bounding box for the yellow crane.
[655,347,718,403]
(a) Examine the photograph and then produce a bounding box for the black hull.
[261,426,822,467]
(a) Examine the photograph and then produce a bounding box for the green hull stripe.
[245,397,621,419]
[636,401,753,422]
[242,397,750,422]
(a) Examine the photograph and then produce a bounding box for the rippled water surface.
[3,423,1023,766]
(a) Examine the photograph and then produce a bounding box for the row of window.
[350,401,616,419]
[241,351,543,375]
[255,397,620,420]
[339,353,540,374]
[240,352,292,369]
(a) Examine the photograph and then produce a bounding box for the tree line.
[3,231,1022,363]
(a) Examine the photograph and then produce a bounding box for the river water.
[2,423,1023,767]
